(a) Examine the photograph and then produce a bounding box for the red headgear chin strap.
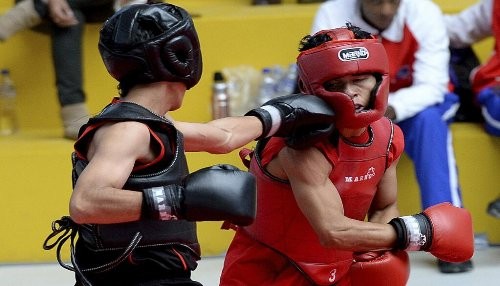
[297,28,389,129]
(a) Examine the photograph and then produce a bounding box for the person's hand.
[47,0,78,27]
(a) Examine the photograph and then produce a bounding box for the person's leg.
[50,8,89,139]
[397,107,463,209]
[397,107,472,273]
[52,0,115,139]
[0,0,44,41]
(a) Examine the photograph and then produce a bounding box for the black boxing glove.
[245,94,335,148]
[143,164,256,226]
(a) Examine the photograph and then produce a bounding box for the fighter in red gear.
[220,25,474,286]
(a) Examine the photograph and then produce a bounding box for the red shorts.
[220,230,350,286]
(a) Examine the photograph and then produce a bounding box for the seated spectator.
[311,0,472,273]
[0,0,146,139]
[445,0,500,137]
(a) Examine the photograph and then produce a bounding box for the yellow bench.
[0,0,498,263]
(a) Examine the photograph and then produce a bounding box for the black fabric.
[416,213,433,251]
[74,243,201,286]
[449,47,483,122]
[245,108,273,139]
[388,218,407,250]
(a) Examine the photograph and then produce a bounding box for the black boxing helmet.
[297,27,389,129]
[98,3,202,89]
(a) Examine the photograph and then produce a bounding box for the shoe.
[437,259,473,273]
[60,103,90,140]
[0,0,42,41]
[487,198,500,218]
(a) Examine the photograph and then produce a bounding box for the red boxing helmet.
[297,28,389,129]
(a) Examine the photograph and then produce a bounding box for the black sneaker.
[487,198,500,218]
[437,259,473,273]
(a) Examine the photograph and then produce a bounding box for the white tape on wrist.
[400,216,427,251]
[260,105,282,137]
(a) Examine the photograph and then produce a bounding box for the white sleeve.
[444,0,493,48]
[389,1,449,121]
[311,5,335,34]
[311,0,355,34]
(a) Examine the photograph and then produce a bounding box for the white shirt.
[444,0,494,48]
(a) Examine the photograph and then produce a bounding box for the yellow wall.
[0,0,498,264]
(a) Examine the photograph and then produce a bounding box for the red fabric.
[220,230,351,286]
[349,251,410,286]
[381,25,418,92]
[471,0,500,94]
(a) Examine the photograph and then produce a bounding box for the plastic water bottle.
[0,69,18,135]
[276,63,298,96]
[211,71,230,119]
[258,68,277,106]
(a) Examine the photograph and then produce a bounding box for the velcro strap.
[143,186,177,221]
[399,216,427,251]
[259,105,282,137]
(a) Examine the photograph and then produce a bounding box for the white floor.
[1,247,499,286]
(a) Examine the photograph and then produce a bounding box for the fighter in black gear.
[43,3,335,285]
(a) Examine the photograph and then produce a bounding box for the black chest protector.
[72,102,199,255]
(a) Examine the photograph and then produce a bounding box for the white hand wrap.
[399,216,428,251]
[259,105,282,137]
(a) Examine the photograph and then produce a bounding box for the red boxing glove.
[349,251,409,286]
[389,202,474,263]
[423,203,474,262]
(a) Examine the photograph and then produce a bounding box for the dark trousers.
[25,0,115,106]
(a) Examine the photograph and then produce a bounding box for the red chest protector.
[242,118,395,285]
[471,0,500,94]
